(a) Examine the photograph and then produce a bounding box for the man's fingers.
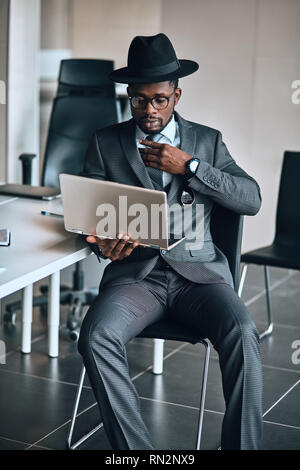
[98,233,122,254]
[139,147,161,155]
[86,235,97,244]
[139,139,163,148]
[110,235,130,256]
[141,154,162,163]
[87,232,139,260]
[118,239,139,259]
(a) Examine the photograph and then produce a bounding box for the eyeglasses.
[129,94,174,110]
[180,186,195,206]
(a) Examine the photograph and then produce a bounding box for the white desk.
[0,196,91,357]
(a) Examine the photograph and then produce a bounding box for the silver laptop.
[59,173,185,250]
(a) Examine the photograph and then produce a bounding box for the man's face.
[127,81,181,134]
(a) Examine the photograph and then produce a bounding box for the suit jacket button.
[161,250,167,255]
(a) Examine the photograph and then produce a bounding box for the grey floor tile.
[38,397,223,450]
[141,399,222,450]
[0,368,95,445]
[263,381,300,428]
[134,353,225,414]
[262,366,300,413]
[0,436,30,450]
[2,347,86,386]
[258,325,300,372]
[37,405,110,450]
[262,421,300,450]
[247,288,300,332]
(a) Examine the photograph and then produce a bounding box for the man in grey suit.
[78,33,263,450]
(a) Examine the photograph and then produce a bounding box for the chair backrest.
[274,151,300,249]
[210,204,243,292]
[41,59,119,188]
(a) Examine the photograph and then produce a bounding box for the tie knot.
[145,134,160,142]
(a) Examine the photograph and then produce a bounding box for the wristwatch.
[185,158,200,179]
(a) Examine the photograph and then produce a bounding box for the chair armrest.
[18,153,37,185]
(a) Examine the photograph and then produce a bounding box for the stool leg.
[152,338,165,374]
[260,265,274,340]
[196,339,210,450]
[238,264,248,298]
[67,365,103,449]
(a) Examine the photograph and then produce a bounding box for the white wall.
[0,0,9,182]
[161,0,300,252]
[7,0,40,184]
[71,0,162,67]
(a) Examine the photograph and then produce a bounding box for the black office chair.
[4,59,120,337]
[66,205,243,450]
[238,151,300,340]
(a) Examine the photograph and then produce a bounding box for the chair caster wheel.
[70,329,79,342]
[67,318,78,331]
[3,312,17,325]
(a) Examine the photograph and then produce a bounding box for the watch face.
[189,159,199,173]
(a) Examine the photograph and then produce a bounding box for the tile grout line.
[262,378,300,418]
[263,419,300,431]
[139,395,225,415]
[262,363,300,375]
[0,434,51,449]
[257,320,300,332]
[0,366,93,389]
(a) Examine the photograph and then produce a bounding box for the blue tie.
[145,134,164,190]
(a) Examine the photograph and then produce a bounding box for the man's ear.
[174,88,182,106]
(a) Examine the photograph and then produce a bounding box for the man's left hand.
[139,139,192,175]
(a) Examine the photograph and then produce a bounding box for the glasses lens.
[181,188,194,205]
[152,97,169,110]
[130,96,170,110]
[130,97,145,109]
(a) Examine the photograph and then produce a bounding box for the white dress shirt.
[136,115,180,188]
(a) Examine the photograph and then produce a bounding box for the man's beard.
[135,111,174,135]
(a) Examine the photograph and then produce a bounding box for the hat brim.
[109,59,199,84]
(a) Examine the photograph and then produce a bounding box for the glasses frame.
[129,93,174,110]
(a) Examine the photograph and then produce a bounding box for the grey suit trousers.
[78,259,263,450]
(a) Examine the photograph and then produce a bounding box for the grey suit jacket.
[81,112,261,290]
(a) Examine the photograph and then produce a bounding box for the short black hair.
[169,79,179,89]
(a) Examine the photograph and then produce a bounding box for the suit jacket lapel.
[119,119,155,190]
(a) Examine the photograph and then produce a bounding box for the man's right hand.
[86,233,140,261]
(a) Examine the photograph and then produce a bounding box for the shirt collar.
[136,115,176,145]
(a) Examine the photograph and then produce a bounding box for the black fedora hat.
[109,33,199,84]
